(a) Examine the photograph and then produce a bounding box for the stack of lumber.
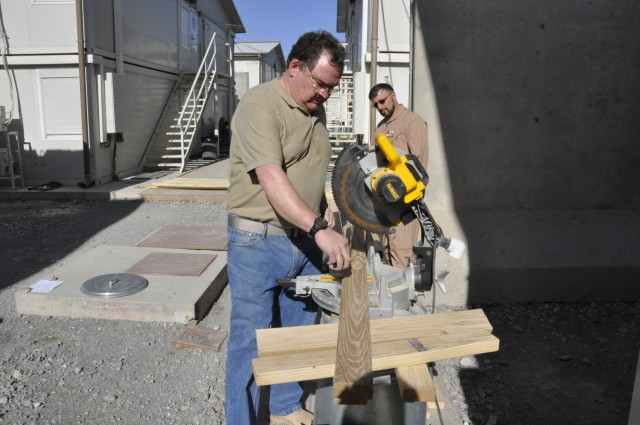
[252,308,499,388]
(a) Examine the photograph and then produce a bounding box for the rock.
[460,356,479,369]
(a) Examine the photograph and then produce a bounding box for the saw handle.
[375,134,426,203]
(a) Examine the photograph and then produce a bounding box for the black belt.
[228,215,303,238]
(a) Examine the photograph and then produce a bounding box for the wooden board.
[395,364,436,402]
[137,177,229,190]
[333,228,373,404]
[172,325,227,352]
[256,309,493,356]
[252,311,499,386]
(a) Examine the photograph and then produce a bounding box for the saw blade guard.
[331,143,413,234]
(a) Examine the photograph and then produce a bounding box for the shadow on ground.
[460,302,639,425]
[0,199,143,291]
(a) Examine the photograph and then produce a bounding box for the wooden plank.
[256,309,493,356]
[138,178,229,190]
[333,228,373,404]
[252,327,499,386]
[426,383,445,410]
[426,379,463,424]
[139,189,228,202]
[172,325,227,352]
[395,364,435,402]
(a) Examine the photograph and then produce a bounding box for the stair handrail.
[178,32,218,170]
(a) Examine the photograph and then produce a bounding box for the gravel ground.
[1,199,638,425]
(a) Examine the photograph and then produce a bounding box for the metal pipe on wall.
[409,0,414,109]
[368,0,379,144]
[75,0,93,187]
[113,0,123,74]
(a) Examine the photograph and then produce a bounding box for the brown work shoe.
[270,408,314,425]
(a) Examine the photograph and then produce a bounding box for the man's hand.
[314,228,350,270]
[255,164,351,269]
[323,207,336,228]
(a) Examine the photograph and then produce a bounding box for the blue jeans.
[224,224,322,425]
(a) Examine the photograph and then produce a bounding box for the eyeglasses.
[371,93,391,108]
[305,65,334,96]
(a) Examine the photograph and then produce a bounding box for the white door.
[180,5,199,72]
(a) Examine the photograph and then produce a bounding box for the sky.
[232,0,344,60]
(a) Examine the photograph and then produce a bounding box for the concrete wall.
[412,0,640,304]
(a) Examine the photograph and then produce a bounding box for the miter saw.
[280,134,465,317]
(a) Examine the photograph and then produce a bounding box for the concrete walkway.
[7,159,231,324]
[0,158,230,202]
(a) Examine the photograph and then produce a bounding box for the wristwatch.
[308,216,328,238]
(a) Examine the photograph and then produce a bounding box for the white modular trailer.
[234,41,286,100]
[0,0,243,186]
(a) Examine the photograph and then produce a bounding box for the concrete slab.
[14,245,227,324]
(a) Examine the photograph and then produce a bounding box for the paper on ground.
[29,280,64,293]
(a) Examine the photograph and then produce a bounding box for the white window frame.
[36,68,83,142]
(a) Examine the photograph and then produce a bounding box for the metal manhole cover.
[81,273,148,298]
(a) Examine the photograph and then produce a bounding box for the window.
[40,76,82,139]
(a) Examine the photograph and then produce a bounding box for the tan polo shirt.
[227,79,331,228]
[374,103,428,167]
[374,104,429,268]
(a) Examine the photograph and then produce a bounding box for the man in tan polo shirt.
[369,83,429,270]
[225,31,350,425]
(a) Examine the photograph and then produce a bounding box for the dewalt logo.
[386,183,400,200]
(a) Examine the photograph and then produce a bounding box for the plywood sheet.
[136,225,227,250]
[172,325,227,352]
[127,252,216,276]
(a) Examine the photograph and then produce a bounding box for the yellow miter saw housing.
[332,134,465,294]
[369,134,426,206]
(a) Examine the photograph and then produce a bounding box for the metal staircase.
[324,72,356,171]
[144,33,218,172]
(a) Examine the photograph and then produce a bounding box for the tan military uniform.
[374,104,429,269]
[227,79,331,229]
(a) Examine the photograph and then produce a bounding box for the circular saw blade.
[331,144,411,234]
